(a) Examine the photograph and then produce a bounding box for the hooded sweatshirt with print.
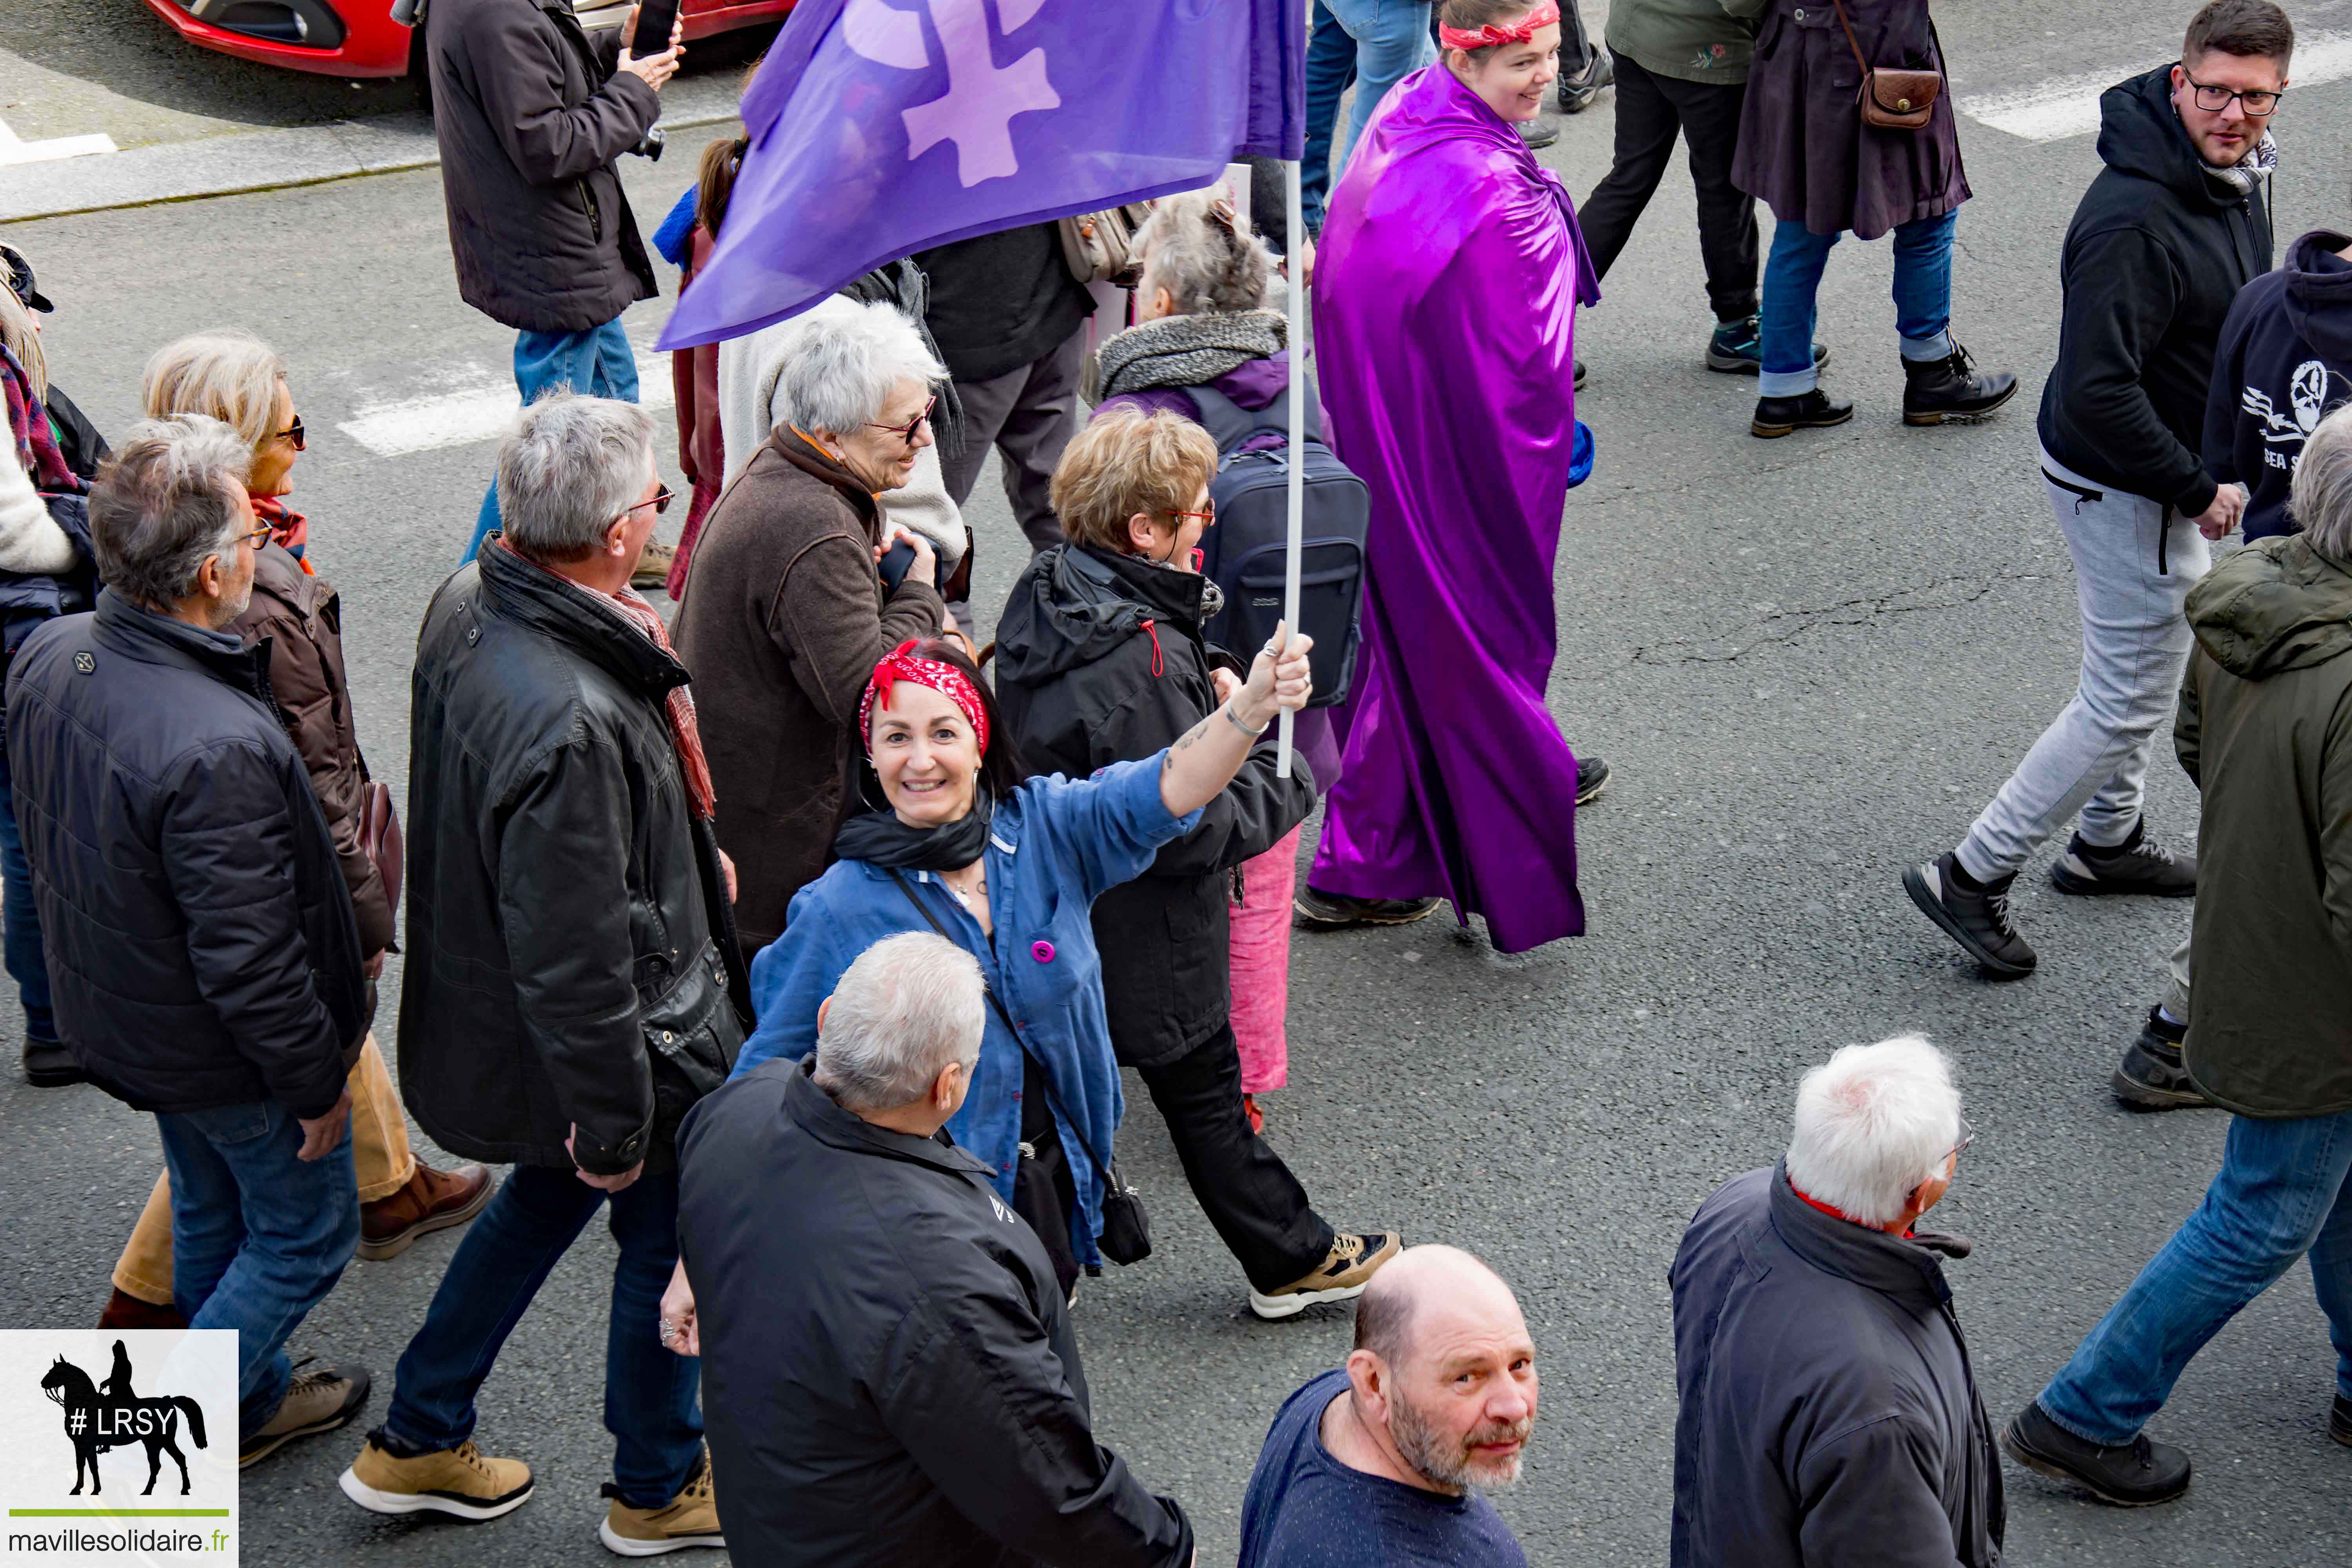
[2038,65,2274,517]
[2204,229,2352,543]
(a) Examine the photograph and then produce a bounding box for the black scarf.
[832,789,994,871]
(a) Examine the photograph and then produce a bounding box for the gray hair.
[495,393,656,562]
[1136,188,1274,315]
[1783,1035,1960,1227]
[89,416,253,611]
[142,331,287,451]
[813,932,986,1112]
[0,285,46,402]
[2291,403,2352,563]
[772,299,945,437]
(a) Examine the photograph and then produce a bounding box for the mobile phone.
[877,538,918,594]
[629,0,680,58]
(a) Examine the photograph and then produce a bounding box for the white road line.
[0,118,117,167]
[1960,31,2352,142]
[337,352,674,458]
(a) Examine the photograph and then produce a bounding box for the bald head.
[1354,1245,1523,1371]
[1341,1246,1537,1494]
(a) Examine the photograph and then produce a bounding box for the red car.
[143,0,792,80]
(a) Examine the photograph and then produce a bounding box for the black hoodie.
[2039,65,2274,516]
[2204,229,2352,543]
[995,545,1314,1067]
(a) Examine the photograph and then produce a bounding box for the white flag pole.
[1277,156,1306,778]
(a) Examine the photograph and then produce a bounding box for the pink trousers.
[1229,826,1301,1094]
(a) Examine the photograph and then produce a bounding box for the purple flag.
[657,0,1305,350]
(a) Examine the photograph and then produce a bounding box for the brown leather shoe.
[98,1287,186,1331]
[359,1163,494,1262]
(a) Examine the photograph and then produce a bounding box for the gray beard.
[1387,1388,1531,1493]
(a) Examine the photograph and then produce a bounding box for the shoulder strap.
[1185,384,1257,457]
[1829,0,1873,75]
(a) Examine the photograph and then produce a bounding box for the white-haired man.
[1236,1245,1536,1566]
[1668,1036,2003,1567]
[670,931,1195,1567]
[675,299,953,964]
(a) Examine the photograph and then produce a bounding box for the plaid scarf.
[1,346,80,495]
[2210,127,2278,198]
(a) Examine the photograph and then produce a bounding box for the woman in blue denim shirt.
[727,629,1313,1280]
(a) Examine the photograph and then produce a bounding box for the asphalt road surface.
[6,4,2352,1564]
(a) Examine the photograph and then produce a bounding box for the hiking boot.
[1251,1232,1404,1320]
[241,1361,370,1468]
[2001,1402,2191,1507]
[22,1038,82,1088]
[1293,887,1443,929]
[600,1448,724,1556]
[340,1435,535,1521]
[360,1162,495,1261]
[1555,45,1612,112]
[631,539,677,592]
[1902,341,2018,425]
[2332,1394,2351,1446]
[2049,820,2196,897]
[1575,754,1611,806]
[2113,1007,2212,1112]
[1706,315,1829,376]
[1517,116,1560,150]
[1904,852,2037,979]
[1750,389,1854,439]
[98,1288,186,1332]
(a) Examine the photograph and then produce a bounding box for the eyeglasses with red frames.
[864,396,938,449]
[1164,506,1217,528]
[613,485,674,526]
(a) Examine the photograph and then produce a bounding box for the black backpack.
[1189,379,1368,709]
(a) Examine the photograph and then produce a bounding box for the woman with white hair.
[675,300,956,963]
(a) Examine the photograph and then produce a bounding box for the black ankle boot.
[1751,388,1854,439]
[1902,341,2018,425]
[2112,1006,2212,1112]
[2001,1402,2191,1507]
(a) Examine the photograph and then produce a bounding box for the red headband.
[1438,0,1560,50]
[859,640,990,756]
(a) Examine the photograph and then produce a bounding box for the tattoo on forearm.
[1164,713,1213,773]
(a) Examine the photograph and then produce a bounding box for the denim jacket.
[733,756,1200,1264]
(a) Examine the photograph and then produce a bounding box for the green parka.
[2178,532,2352,1117]
[1610,0,1756,85]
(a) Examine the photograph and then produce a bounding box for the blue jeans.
[1757,209,1958,397]
[1301,1,1359,236]
[463,319,640,563]
[155,1100,359,1438]
[1325,0,1436,182]
[2038,1110,2352,1445]
[383,1164,700,1508]
[0,733,54,1044]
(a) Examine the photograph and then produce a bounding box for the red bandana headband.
[858,640,990,756]
[1438,0,1560,50]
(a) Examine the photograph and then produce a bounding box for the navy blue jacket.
[2205,229,2352,543]
[1668,1164,2003,1568]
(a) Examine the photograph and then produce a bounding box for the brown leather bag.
[360,779,403,916]
[1830,0,1941,131]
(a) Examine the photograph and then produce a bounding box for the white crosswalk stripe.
[1960,32,2352,142]
[336,352,675,458]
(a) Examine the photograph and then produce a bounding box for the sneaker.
[631,539,678,592]
[2332,1394,2351,1446]
[340,1435,535,1521]
[1574,754,1611,807]
[1293,886,1444,929]
[2112,1007,2212,1112]
[2050,821,2196,897]
[1573,358,1587,391]
[360,1162,495,1261]
[1554,46,1613,113]
[2001,1402,2191,1507]
[22,1038,83,1088]
[1901,340,2018,426]
[1517,116,1560,150]
[97,1287,186,1332]
[1705,316,1829,376]
[600,1448,724,1556]
[1251,1231,1404,1321]
[1749,389,1854,439]
[1904,852,2036,979]
[241,1361,371,1468]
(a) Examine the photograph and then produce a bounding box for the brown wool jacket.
[229,542,396,960]
[674,429,945,958]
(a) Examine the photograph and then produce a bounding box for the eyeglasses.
[235,522,274,551]
[2186,76,2283,116]
[1947,1115,1976,1164]
[1165,506,1217,528]
[612,484,674,526]
[273,415,305,452]
[864,396,937,449]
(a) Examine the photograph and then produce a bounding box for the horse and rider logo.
[38,1339,210,1496]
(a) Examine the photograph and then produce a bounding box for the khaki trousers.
[113,1033,413,1305]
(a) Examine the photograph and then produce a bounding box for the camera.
[628,125,666,162]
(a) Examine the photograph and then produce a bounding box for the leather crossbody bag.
[1830,0,1941,131]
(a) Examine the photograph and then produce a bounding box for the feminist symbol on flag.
[842,0,1062,187]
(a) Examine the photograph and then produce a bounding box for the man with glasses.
[1907,0,2292,982]
[1668,1036,2002,1567]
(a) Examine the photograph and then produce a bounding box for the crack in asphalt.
[1619,569,2056,669]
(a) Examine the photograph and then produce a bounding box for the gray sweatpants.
[1957,445,2212,884]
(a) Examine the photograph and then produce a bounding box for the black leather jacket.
[400,543,746,1175]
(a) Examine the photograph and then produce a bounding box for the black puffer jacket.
[4,593,367,1118]
[995,545,1313,1068]
[425,0,659,333]
[2039,65,2273,516]
[678,1056,1194,1568]
[401,543,746,1176]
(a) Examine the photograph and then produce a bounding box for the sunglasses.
[864,396,938,449]
[274,415,306,452]
[613,484,675,525]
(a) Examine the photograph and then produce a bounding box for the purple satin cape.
[1307,64,1600,954]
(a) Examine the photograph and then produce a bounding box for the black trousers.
[1576,50,1760,324]
[1136,1022,1333,1294]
